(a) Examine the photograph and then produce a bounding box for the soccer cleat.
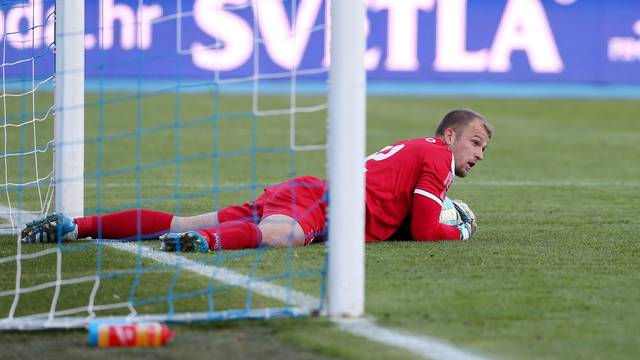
[159,231,210,253]
[21,213,78,244]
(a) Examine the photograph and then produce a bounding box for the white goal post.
[327,0,366,318]
[54,0,84,219]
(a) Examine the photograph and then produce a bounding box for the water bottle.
[88,321,175,347]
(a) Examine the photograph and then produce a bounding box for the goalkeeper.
[22,109,491,252]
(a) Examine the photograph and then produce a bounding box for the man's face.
[444,119,491,177]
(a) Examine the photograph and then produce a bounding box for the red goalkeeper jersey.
[365,137,461,241]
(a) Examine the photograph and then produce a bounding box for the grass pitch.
[1,94,639,360]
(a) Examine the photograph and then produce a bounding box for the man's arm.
[452,199,477,240]
[410,195,461,241]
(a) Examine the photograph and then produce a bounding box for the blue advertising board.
[2,0,640,94]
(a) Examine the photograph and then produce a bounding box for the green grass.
[1,94,640,359]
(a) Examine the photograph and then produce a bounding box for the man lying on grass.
[22,109,492,251]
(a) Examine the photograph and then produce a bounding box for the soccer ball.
[440,197,460,226]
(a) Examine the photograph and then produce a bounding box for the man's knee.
[258,214,305,247]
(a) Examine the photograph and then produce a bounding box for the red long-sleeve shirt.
[365,137,461,241]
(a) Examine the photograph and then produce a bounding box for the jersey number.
[366,144,405,162]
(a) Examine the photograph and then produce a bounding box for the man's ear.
[443,128,456,146]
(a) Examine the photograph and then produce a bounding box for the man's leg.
[79,210,230,240]
[169,212,219,233]
[195,177,318,249]
[161,220,263,252]
[159,176,325,252]
[75,209,174,240]
[162,194,268,250]
[23,198,261,244]
[22,209,175,243]
[160,214,303,252]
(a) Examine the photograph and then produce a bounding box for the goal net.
[0,0,364,329]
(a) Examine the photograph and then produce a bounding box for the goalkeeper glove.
[452,199,477,240]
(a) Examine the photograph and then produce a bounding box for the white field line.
[75,180,640,190]
[335,318,491,360]
[106,243,494,360]
[0,208,494,360]
[455,180,640,187]
[104,242,320,311]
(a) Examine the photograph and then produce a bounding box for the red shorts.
[217,176,328,244]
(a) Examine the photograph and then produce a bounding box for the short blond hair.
[434,109,492,139]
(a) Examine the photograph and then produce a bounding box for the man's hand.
[452,199,477,240]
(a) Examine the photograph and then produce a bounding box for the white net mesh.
[0,0,332,330]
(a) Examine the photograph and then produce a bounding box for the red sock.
[75,210,174,240]
[197,221,262,250]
